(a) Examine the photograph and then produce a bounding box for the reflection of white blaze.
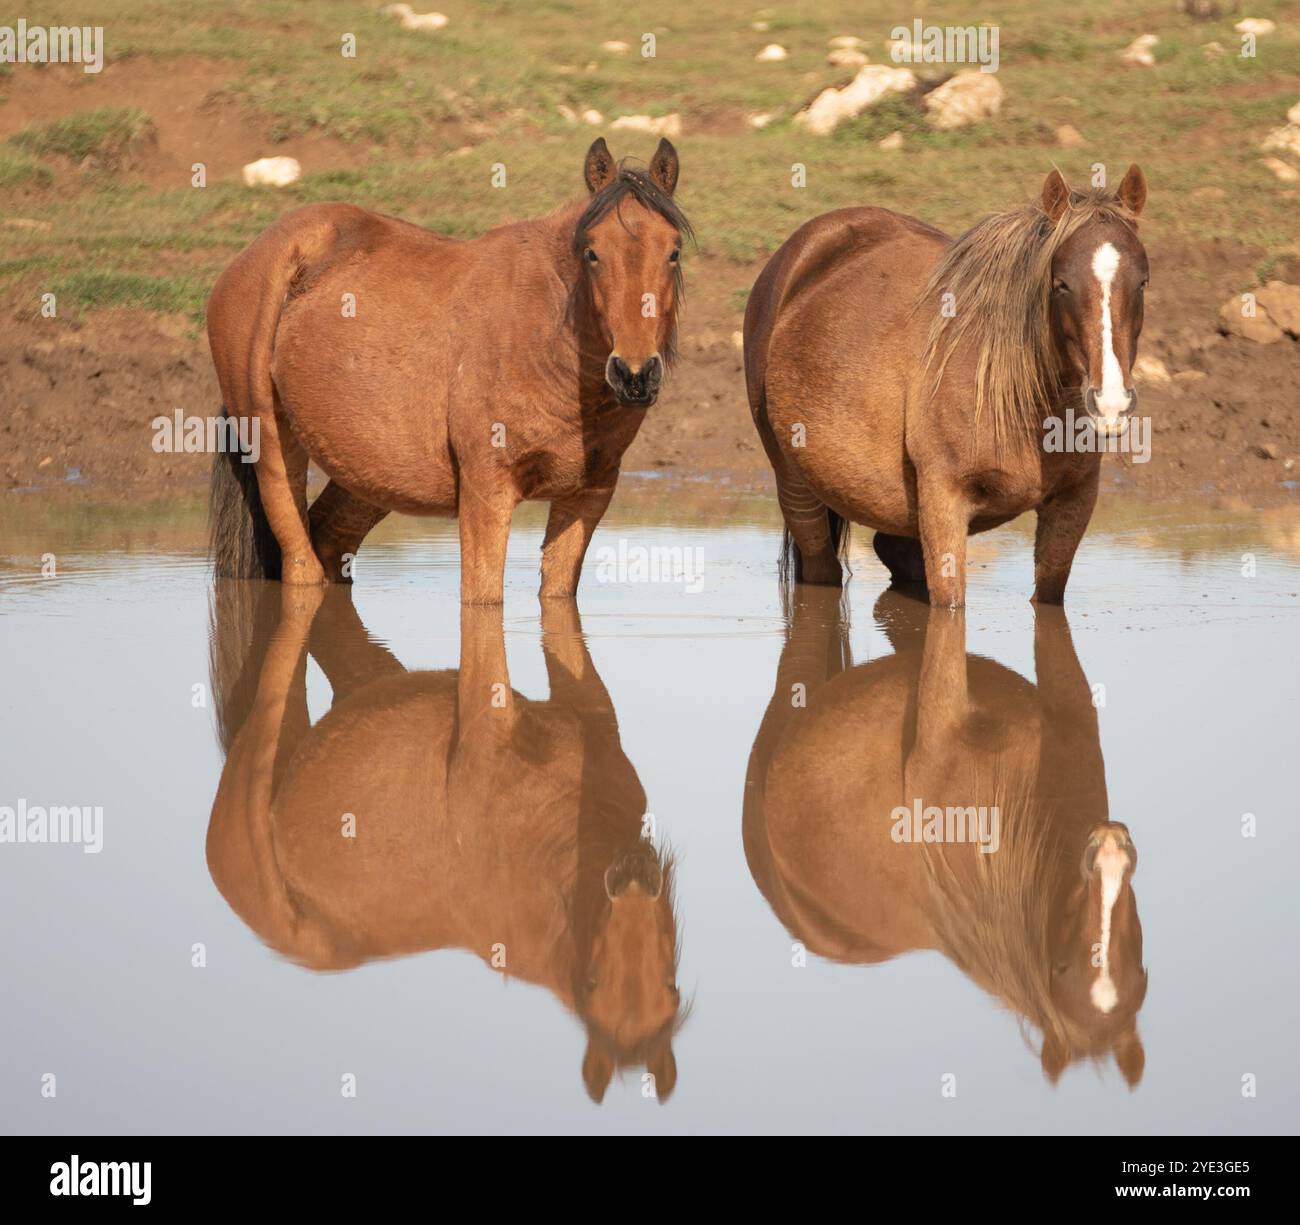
[1091,242,1128,428]
[1090,836,1126,1013]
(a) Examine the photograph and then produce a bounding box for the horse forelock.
[919,187,1141,450]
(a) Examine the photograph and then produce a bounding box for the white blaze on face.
[1089,836,1127,1013]
[1090,241,1129,427]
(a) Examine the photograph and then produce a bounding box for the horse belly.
[272,276,457,514]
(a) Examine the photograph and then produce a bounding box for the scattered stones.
[794,64,917,136]
[1261,125,1300,158]
[1256,281,1300,335]
[923,70,1004,130]
[755,44,788,63]
[1133,355,1172,387]
[581,109,603,126]
[1235,18,1276,36]
[610,113,682,138]
[879,130,904,151]
[828,48,868,68]
[1121,34,1158,67]
[1263,157,1299,183]
[600,40,630,54]
[1255,442,1280,460]
[748,112,775,129]
[381,5,449,32]
[1218,292,1285,343]
[242,156,301,188]
[1289,101,1300,127]
[1056,124,1084,148]
[828,36,865,50]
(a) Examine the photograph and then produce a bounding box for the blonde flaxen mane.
[919,187,1140,449]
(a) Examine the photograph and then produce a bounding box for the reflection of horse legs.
[309,481,390,583]
[307,586,405,701]
[872,532,927,589]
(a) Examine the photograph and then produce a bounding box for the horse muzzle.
[604,841,664,899]
[606,354,663,407]
[1084,385,1137,436]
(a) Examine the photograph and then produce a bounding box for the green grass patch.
[0,151,52,188]
[10,106,154,165]
[49,270,208,321]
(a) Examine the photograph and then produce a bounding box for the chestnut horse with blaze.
[207,138,688,601]
[745,166,1149,607]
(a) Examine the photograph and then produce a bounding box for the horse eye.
[668,249,680,264]
[584,247,599,265]
[1053,279,1070,294]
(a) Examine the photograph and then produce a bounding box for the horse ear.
[1115,1028,1146,1089]
[647,1040,678,1103]
[1042,168,1070,223]
[649,138,679,196]
[583,137,616,195]
[1040,1031,1068,1084]
[1116,163,1147,216]
[582,1038,614,1103]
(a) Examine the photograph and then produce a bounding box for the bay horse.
[207,583,684,1103]
[207,138,689,602]
[743,589,1147,1087]
[745,166,1149,607]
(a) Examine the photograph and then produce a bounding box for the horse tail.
[209,424,281,580]
[208,577,282,755]
[778,506,851,585]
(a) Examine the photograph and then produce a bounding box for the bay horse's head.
[575,137,690,407]
[1043,820,1147,1087]
[576,838,683,1103]
[1041,165,1149,434]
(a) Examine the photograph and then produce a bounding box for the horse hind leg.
[872,532,928,592]
[309,481,390,583]
[776,467,845,587]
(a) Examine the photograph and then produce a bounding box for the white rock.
[828,48,868,67]
[1235,18,1276,35]
[382,5,449,32]
[1121,34,1158,67]
[610,113,683,138]
[752,21,770,32]
[755,44,788,62]
[1263,156,1300,183]
[556,104,578,125]
[731,330,744,349]
[242,156,301,188]
[601,40,629,53]
[795,64,917,136]
[923,70,1004,130]
[581,109,603,126]
[1288,101,1300,127]
[1133,355,1172,388]
[828,36,864,50]
[879,131,904,151]
[748,112,775,129]
[1056,124,1084,147]
[1261,126,1300,157]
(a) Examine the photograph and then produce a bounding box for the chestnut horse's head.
[575,137,690,407]
[1043,820,1147,1087]
[576,839,683,1103]
[1042,165,1149,434]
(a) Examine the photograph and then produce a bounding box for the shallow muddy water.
[1,484,1297,1135]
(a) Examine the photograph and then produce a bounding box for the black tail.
[208,409,280,580]
[778,507,851,585]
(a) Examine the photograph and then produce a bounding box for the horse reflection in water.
[207,584,683,1103]
[744,590,1147,1087]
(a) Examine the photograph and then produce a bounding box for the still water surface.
[1,487,1297,1134]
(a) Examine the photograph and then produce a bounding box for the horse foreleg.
[309,481,390,583]
[540,482,616,599]
[1032,469,1099,605]
[253,408,324,586]
[916,479,969,609]
[457,486,516,605]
